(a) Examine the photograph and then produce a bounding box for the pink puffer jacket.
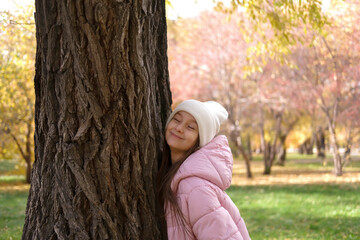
[166,135,251,240]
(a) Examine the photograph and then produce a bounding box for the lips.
[170,131,183,140]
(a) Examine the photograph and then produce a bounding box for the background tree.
[167,10,254,177]
[168,0,360,177]
[282,0,360,176]
[0,5,35,183]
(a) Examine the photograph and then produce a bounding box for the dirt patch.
[0,181,30,191]
[232,160,360,186]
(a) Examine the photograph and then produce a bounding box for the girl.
[157,99,250,240]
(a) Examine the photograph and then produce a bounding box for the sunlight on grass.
[0,175,28,192]
[0,189,28,239]
[0,160,29,239]
[228,184,360,239]
[0,175,25,182]
[0,160,18,174]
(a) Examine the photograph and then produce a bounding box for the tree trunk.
[264,113,282,175]
[246,134,253,161]
[315,127,326,159]
[299,137,313,155]
[230,130,252,178]
[7,120,33,184]
[258,106,269,173]
[227,104,252,178]
[239,145,253,178]
[23,1,171,239]
[25,121,33,184]
[342,127,353,166]
[263,142,271,174]
[328,122,342,176]
[275,134,287,166]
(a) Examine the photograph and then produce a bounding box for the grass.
[0,159,28,240]
[0,155,359,239]
[227,184,360,240]
[0,188,28,240]
[230,153,360,239]
[274,157,360,171]
[0,160,18,174]
[248,152,359,162]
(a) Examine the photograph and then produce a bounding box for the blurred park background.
[1,0,359,239]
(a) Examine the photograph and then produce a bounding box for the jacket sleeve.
[187,185,245,240]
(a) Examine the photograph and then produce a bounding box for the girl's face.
[166,111,199,163]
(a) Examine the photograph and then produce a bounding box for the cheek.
[165,128,171,142]
[166,122,174,132]
[188,132,199,145]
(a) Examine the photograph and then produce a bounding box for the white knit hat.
[165,99,228,147]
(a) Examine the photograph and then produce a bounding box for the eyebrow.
[185,117,197,125]
[173,113,182,119]
[175,112,197,124]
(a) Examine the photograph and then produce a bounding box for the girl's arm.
[187,185,250,240]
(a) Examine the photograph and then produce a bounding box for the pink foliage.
[167,0,360,134]
[167,10,247,103]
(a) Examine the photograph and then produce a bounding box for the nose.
[175,123,184,132]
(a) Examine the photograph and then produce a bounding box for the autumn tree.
[241,0,360,175]
[167,0,329,176]
[167,10,255,177]
[283,0,360,176]
[217,0,329,174]
[328,0,360,164]
[0,5,35,183]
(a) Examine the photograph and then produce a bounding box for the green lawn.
[2,184,359,239]
[0,160,18,174]
[228,184,360,240]
[0,189,28,240]
[0,159,28,240]
[0,157,359,239]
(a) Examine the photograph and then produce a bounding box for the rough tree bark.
[23,0,171,239]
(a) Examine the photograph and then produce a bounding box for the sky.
[0,0,33,11]
[167,0,219,19]
[1,0,330,18]
[0,0,216,18]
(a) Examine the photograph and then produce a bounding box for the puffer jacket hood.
[171,135,233,192]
